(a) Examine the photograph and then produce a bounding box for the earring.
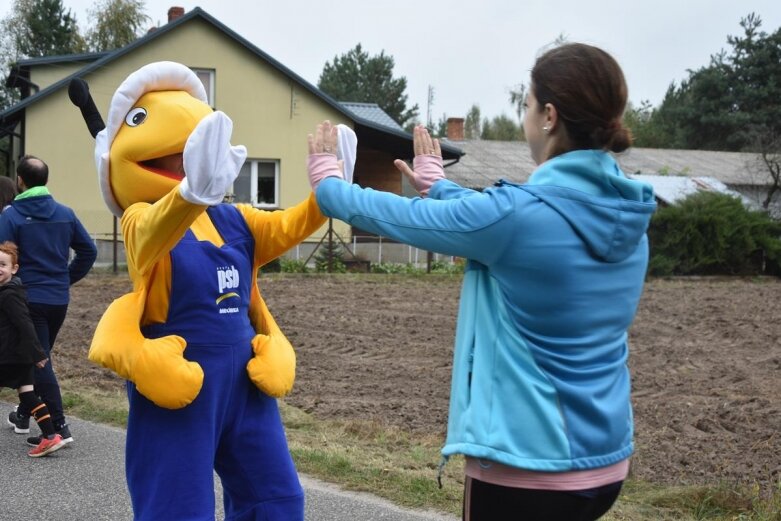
[542,125,550,132]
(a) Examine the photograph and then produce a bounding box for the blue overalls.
[126,205,304,521]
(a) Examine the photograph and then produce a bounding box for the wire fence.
[288,234,458,267]
[89,233,459,271]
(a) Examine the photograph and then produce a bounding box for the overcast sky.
[2,0,780,124]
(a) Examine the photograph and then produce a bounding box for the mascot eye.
[125,107,147,126]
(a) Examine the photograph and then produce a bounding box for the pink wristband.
[411,154,445,196]
[307,153,343,192]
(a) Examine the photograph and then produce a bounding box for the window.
[232,159,279,208]
[191,68,215,106]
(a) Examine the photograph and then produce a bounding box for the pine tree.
[318,44,419,127]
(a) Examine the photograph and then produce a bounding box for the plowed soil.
[58,273,780,492]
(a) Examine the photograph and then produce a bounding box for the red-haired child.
[0,241,65,457]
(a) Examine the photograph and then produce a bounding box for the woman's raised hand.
[307,120,344,192]
[394,125,445,197]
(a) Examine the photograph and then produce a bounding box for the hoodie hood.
[0,276,23,291]
[521,150,656,263]
[9,194,57,220]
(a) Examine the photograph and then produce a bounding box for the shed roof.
[617,147,765,186]
[441,139,767,190]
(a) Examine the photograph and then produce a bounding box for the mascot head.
[70,61,358,217]
[93,61,212,217]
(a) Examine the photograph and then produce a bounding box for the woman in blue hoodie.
[308,43,656,520]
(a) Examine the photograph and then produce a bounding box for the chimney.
[168,6,185,22]
[446,117,465,141]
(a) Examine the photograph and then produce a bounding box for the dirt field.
[58,273,780,492]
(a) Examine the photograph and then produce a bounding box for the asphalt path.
[0,402,457,520]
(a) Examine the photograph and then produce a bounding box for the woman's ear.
[544,103,558,133]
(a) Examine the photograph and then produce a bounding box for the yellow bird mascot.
[69,61,330,520]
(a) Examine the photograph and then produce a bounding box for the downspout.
[19,115,25,158]
[0,119,24,177]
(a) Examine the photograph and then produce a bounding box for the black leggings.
[463,476,622,521]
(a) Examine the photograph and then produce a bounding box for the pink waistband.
[465,457,630,491]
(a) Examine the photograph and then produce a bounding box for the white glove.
[180,111,247,205]
[336,124,357,184]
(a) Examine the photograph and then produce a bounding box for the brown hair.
[0,241,19,266]
[0,176,16,211]
[531,43,632,155]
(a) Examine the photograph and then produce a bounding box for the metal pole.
[327,218,334,273]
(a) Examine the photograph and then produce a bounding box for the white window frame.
[232,159,280,209]
[190,68,215,106]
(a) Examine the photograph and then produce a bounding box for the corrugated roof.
[617,148,766,186]
[441,139,768,190]
[442,140,536,188]
[631,174,757,208]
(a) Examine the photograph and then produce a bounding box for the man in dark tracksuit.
[0,155,97,445]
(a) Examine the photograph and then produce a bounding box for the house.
[441,119,780,218]
[0,6,463,262]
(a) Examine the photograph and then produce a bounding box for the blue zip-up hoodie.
[0,194,97,305]
[316,149,656,471]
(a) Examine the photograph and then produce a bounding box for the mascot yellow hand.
[246,285,295,397]
[247,333,296,398]
[89,288,203,409]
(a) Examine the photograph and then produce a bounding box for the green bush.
[370,262,421,274]
[429,259,465,274]
[368,260,464,275]
[314,240,347,273]
[280,259,310,273]
[647,192,781,276]
[261,258,281,273]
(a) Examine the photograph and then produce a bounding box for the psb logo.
[216,265,240,309]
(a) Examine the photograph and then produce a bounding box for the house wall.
[21,17,349,243]
[30,62,87,90]
[354,148,400,193]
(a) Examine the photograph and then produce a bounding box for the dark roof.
[341,102,404,131]
[14,52,109,67]
[6,52,108,92]
[0,7,462,161]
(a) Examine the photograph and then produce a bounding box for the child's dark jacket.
[0,277,47,364]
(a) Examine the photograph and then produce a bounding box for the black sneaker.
[7,408,30,434]
[27,423,74,447]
